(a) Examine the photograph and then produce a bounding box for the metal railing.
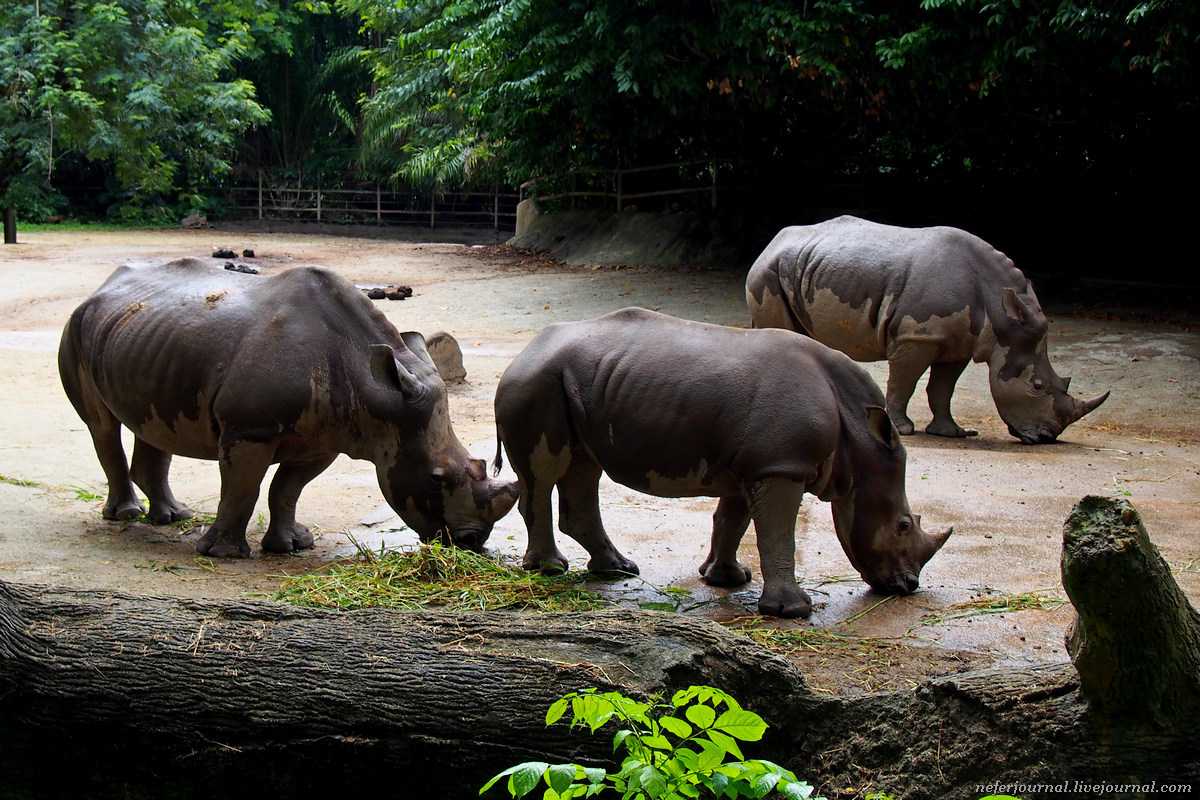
[224,173,519,230]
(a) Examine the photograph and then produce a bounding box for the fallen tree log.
[1,497,1197,799]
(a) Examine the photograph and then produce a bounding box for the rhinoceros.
[746,216,1109,443]
[494,308,951,618]
[59,258,518,558]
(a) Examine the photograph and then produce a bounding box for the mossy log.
[1,497,1198,798]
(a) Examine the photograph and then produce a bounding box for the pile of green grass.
[275,541,607,613]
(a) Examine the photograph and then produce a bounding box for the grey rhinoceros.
[59,258,517,557]
[494,308,951,618]
[746,216,1109,443]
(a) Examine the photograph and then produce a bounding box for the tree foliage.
[0,0,276,218]
[344,0,1197,187]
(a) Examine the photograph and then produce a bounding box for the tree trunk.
[3,207,15,244]
[1062,496,1200,727]
[1,498,1198,798]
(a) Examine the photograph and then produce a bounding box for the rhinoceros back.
[60,259,395,459]
[498,308,848,492]
[752,216,1021,362]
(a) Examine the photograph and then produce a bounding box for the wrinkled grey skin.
[746,216,1109,443]
[494,308,952,618]
[59,258,517,558]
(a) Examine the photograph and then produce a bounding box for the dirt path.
[2,228,1197,695]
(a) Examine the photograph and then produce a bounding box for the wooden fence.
[520,160,734,212]
[225,174,519,231]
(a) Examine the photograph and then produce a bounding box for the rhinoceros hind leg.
[130,439,193,524]
[261,456,335,553]
[195,441,274,559]
[924,360,978,438]
[749,478,812,618]
[557,458,638,577]
[516,476,568,574]
[86,414,144,521]
[885,343,939,435]
[700,495,752,587]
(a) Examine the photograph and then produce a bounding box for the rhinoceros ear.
[865,405,898,450]
[400,331,434,366]
[369,344,423,399]
[1001,287,1030,323]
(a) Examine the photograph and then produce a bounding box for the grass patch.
[73,487,104,502]
[920,589,1066,626]
[0,473,42,489]
[19,220,175,233]
[274,541,607,612]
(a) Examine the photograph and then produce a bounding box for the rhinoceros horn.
[1070,391,1110,424]
[921,526,954,565]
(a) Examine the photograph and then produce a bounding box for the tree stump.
[1062,495,1200,727]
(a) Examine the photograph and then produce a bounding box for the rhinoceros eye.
[898,517,912,534]
[1032,378,1045,391]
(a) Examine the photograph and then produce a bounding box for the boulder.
[426,331,467,384]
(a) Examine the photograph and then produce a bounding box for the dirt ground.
[1,228,1197,695]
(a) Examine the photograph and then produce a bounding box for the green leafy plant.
[481,685,825,800]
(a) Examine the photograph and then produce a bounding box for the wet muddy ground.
[1,228,1197,695]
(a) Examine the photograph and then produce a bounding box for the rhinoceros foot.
[523,548,569,575]
[196,526,251,559]
[700,559,752,587]
[261,522,315,554]
[924,419,978,438]
[587,551,639,578]
[758,584,813,619]
[145,502,194,526]
[103,497,145,522]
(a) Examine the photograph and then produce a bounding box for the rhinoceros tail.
[492,424,505,477]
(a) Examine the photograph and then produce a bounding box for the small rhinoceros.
[58,258,517,557]
[494,308,951,618]
[746,216,1109,443]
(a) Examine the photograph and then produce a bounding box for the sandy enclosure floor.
[1,228,1198,694]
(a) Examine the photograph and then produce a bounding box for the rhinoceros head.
[831,407,952,594]
[367,336,518,550]
[988,287,1109,444]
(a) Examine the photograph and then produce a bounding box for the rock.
[384,285,413,301]
[242,249,255,258]
[365,288,387,300]
[425,331,467,384]
[181,214,208,229]
[212,248,236,259]
[223,262,259,275]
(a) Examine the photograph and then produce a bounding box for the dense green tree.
[342,0,1196,190]
[0,0,278,228]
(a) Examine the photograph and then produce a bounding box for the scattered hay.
[920,589,1066,626]
[134,511,216,534]
[0,473,42,489]
[723,617,937,695]
[274,541,607,613]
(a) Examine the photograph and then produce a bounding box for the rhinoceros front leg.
[925,360,978,438]
[699,495,752,587]
[196,441,274,559]
[885,342,938,435]
[261,456,336,554]
[557,458,638,577]
[130,439,194,525]
[749,478,811,618]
